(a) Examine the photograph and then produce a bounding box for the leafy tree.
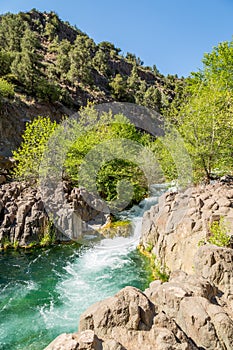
[36,79,61,102]
[0,13,25,51]
[0,50,14,76]
[98,41,121,58]
[135,80,147,105]
[161,39,233,182]
[125,52,143,66]
[202,39,233,89]
[64,108,152,206]
[13,117,57,181]
[44,13,59,40]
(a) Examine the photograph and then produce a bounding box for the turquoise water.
[0,244,151,350]
[0,185,166,350]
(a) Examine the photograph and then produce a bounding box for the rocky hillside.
[0,9,183,157]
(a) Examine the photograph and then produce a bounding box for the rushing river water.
[0,185,167,350]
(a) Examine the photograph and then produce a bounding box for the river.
[0,184,167,350]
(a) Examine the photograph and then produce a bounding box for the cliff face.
[0,99,73,157]
[0,181,107,248]
[140,181,233,274]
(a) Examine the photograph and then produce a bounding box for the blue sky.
[0,0,232,77]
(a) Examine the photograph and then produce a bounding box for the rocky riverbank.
[0,181,107,248]
[45,180,233,350]
[45,244,233,350]
[140,180,233,273]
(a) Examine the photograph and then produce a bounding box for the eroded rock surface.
[0,181,107,247]
[140,181,233,273]
[46,265,233,350]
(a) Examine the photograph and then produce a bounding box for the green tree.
[64,108,152,205]
[98,41,121,58]
[127,64,142,97]
[0,13,25,51]
[135,80,147,106]
[0,78,14,98]
[142,86,162,111]
[55,39,72,82]
[0,50,14,76]
[109,74,129,101]
[13,117,57,181]
[11,28,42,93]
[67,35,95,86]
[161,39,233,182]
[93,49,109,75]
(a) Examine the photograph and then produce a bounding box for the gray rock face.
[0,181,106,247]
[140,182,233,273]
[194,245,233,296]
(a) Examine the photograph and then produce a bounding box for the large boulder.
[46,270,233,350]
[194,244,233,297]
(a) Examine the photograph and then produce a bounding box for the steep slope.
[0,9,183,156]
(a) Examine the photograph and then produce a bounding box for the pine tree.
[11,28,42,93]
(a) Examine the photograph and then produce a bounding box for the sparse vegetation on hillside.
[0,9,181,109]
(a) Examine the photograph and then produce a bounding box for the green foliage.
[153,258,170,282]
[67,35,95,86]
[0,78,14,98]
[0,50,14,76]
[125,52,143,66]
[208,217,231,247]
[127,64,141,98]
[55,39,72,81]
[160,39,233,182]
[151,138,178,181]
[40,219,56,246]
[13,116,57,181]
[109,74,131,101]
[98,41,121,58]
[64,106,152,206]
[93,49,109,75]
[0,13,26,51]
[145,243,153,253]
[142,86,162,111]
[36,79,61,102]
[11,28,42,93]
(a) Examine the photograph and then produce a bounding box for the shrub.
[208,217,231,247]
[0,78,14,98]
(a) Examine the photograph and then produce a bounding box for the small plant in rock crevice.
[208,217,231,247]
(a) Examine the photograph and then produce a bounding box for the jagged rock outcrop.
[140,181,233,273]
[0,181,107,247]
[45,253,233,349]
